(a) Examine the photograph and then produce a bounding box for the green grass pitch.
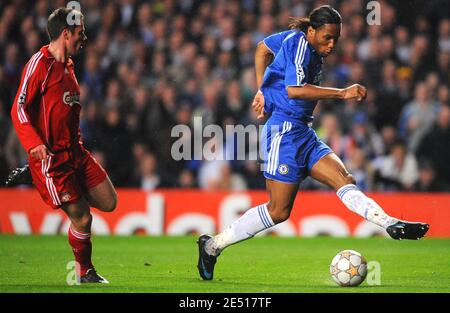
[0,235,449,293]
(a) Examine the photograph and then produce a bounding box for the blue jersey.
[263,30,294,56]
[261,31,323,123]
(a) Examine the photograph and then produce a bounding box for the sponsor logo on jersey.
[63,91,80,107]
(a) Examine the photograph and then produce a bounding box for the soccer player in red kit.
[10,8,117,283]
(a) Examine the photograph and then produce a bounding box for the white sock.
[337,184,398,229]
[205,203,274,256]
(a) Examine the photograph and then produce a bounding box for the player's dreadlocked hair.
[288,5,342,32]
[47,7,84,41]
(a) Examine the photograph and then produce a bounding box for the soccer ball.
[330,250,367,287]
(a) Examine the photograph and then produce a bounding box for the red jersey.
[11,45,82,154]
[10,45,107,209]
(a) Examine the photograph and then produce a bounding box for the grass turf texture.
[0,235,449,293]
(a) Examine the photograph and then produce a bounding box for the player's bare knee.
[73,213,92,230]
[110,192,118,212]
[274,210,291,224]
[103,192,117,212]
[267,202,291,224]
[83,213,92,227]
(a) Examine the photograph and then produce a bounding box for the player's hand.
[342,84,367,101]
[252,90,266,119]
[30,144,54,161]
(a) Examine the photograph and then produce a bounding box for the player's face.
[66,24,87,56]
[310,24,341,57]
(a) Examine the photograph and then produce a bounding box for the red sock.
[68,226,94,276]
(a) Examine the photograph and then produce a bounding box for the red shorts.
[29,146,107,209]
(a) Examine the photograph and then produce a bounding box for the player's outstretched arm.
[287,83,367,101]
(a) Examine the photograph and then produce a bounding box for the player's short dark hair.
[47,8,84,41]
[289,5,342,32]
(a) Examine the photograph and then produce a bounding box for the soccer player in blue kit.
[197,5,429,280]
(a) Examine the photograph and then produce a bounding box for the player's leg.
[61,198,108,283]
[85,176,117,213]
[310,153,429,239]
[206,179,298,254]
[80,150,117,213]
[197,119,300,280]
[28,154,110,283]
[267,179,300,222]
[63,151,114,283]
[197,179,299,280]
[62,198,93,276]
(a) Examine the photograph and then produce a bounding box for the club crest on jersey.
[60,192,71,203]
[278,164,289,175]
[63,91,80,107]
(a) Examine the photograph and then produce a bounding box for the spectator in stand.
[398,82,439,152]
[416,104,450,186]
[412,160,450,192]
[134,151,169,190]
[345,147,371,191]
[373,140,419,191]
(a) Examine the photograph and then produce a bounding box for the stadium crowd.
[0,0,449,192]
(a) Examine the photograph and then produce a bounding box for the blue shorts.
[261,112,333,184]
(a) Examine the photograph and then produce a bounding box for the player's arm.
[287,83,367,101]
[252,41,274,119]
[255,41,274,89]
[283,34,366,102]
[253,31,294,119]
[10,55,53,161]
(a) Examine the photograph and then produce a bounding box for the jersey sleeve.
[262,30,292,56]
[284,34,310,88]
[10,52,45,153]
